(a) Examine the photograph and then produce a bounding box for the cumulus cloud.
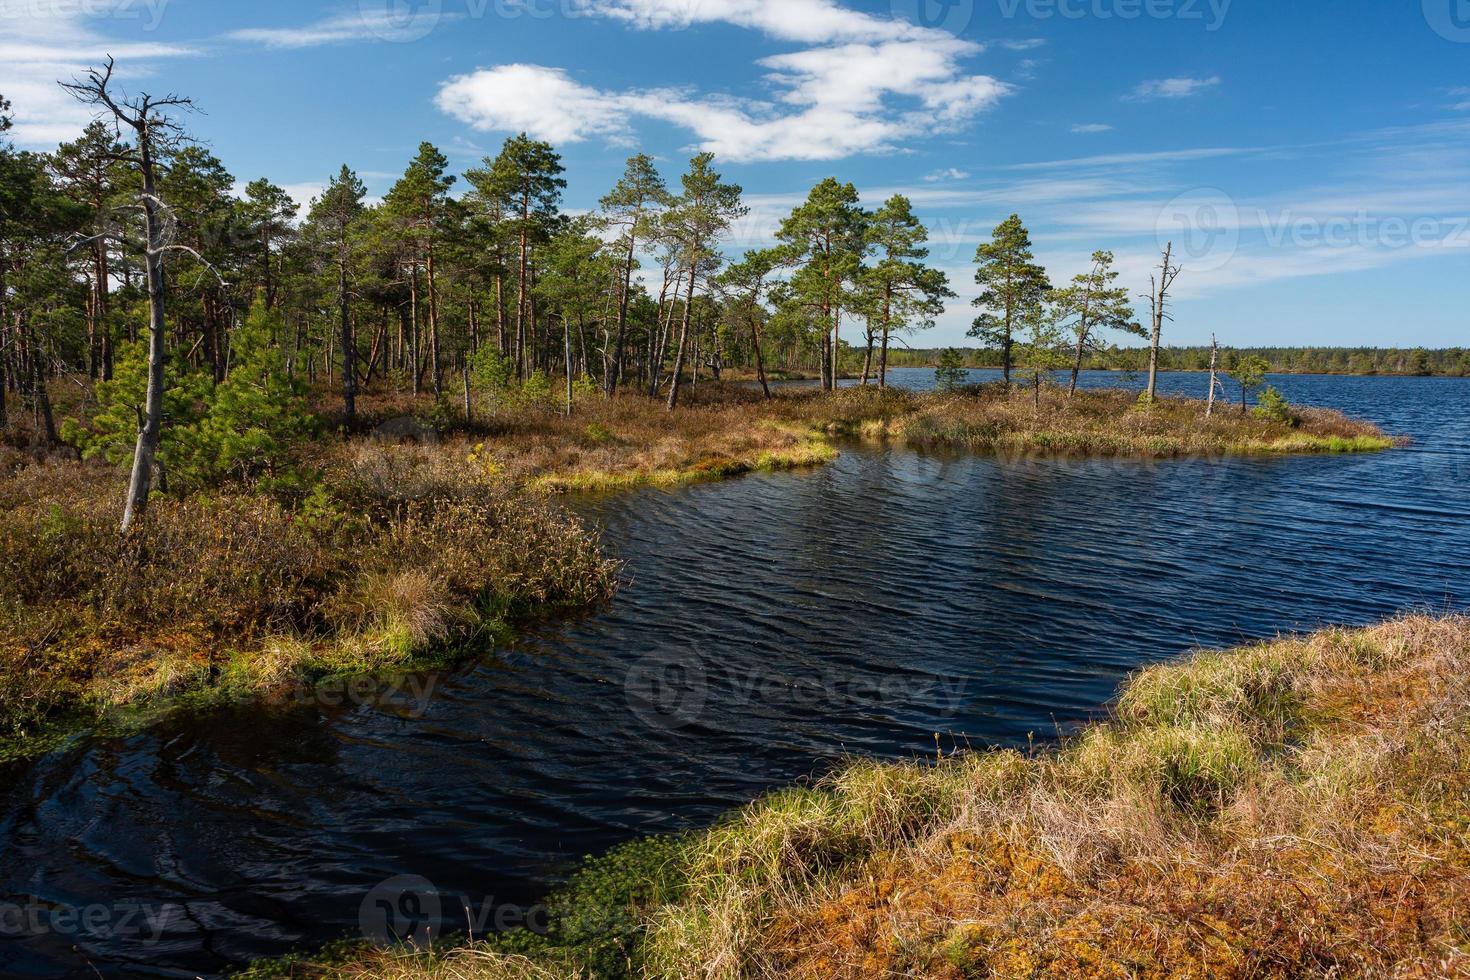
[436,1,1009,162]
[1127,76,1221,101]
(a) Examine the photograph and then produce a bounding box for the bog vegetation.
[245,615,1470,979]
[0,72,1397,757]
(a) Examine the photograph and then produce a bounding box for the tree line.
[886,345,1470,377]
[11,65,1377,522]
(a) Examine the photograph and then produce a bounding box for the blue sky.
[3,0,1468,348]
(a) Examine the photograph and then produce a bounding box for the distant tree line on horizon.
[886,345,1470,378]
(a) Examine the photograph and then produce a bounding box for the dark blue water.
[2,372,1467,978]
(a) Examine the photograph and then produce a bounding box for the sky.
[2,0,1468,348]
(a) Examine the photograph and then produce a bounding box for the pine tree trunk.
[339,245,356,425]
[609,233,637,398]
[667,261,698,410]
[426,237,443,398]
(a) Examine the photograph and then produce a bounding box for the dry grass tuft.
[275,616,1470,980]
[636,615,1470,979]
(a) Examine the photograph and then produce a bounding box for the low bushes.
[0,456,617,753]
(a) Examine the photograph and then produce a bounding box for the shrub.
[934,348,968,392]
[1253,385,1296,425]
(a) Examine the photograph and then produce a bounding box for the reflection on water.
[2,372,1468,978]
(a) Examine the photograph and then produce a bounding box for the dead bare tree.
[1206,333,1224,418]
[62,58,197,532]
[1144,242,1182,405]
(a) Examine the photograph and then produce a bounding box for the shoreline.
[244,613,1470,979]
[2,384,1395,762]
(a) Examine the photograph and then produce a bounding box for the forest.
[0,65,1226,452]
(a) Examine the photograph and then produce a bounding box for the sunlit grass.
[255,614,1470,979]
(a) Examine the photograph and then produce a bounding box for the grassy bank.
[802,386,1396,458]
[345,382,1392,499]
[0,447,617,763]
[251,614,1470,978]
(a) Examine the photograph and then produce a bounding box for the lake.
[2,371,1467,978]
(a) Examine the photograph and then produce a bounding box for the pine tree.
[1050,250,1143,397]
[935,348,968,392]
[863,195,954,389]
[969,214,1050,386]
[193,296,312,486]
[468,135,566,379]
[305,166,367,424]
[239,179,298,310]
[664,154,746,410]
[385,143,455,396]
[600,154,671,396]
[771,178,868,391]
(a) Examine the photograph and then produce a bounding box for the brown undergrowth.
[332,381,1392,498]
[0,452,617,759]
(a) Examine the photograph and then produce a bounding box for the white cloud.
[1071,123,1113,134]
[437,65,634,145]
[1127,76,1221,101]
[228,9,465,48]
[925,168,971,182]
[1015,146,1253,171]
[584,0,944,44]
[0,3,197,147]
[436,3,1009,162]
